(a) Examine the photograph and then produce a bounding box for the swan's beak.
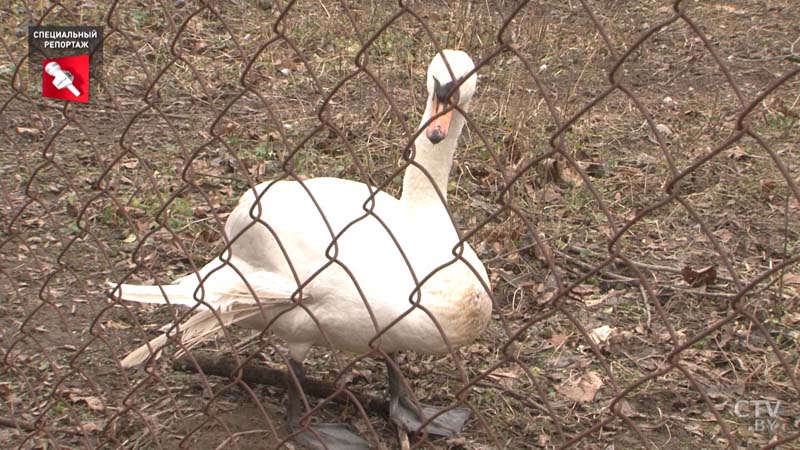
[425,97,452,145]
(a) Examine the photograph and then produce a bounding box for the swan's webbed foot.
[292,423,372,450]
[286,359,372,450]
[390,394,471,437]
[386,357,471,437]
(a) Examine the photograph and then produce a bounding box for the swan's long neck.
[400,98,467,211]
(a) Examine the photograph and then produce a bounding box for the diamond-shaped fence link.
[1,1,799,449]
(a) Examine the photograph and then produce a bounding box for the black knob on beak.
[427,129,445,144]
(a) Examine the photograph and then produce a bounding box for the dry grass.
[1,0,799,449]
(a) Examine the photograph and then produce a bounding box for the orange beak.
[425,97,453,144]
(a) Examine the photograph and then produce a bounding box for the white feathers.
[113,50,492,368]
[111,261,307,367]
[119,303,265,367]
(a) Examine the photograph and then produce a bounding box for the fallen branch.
[173,352,389,416]
[554,247,635,283]
[0,416,36,431]
[566,245,737,284]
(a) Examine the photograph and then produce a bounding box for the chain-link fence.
[2,1,799,449]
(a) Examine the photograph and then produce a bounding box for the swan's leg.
[286,358,372,450]
[285,359,307,429]
[386,356,471,437]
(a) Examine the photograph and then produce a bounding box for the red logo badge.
[42,54,89,103]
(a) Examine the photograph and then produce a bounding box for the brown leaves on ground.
[557,371,604,404]
[487,367,524,389]
[588,325,617,347]
[550,333,569,348]
[681,265,717,287]
[615,399,644,418]
[65,390,106,412]
[0,383,21,407]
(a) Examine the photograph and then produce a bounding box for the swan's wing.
[110,259,301,307]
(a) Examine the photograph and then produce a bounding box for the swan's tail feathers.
[116,269,307,368]
[120,333,169,368]
[109,283,198,307]
[119,303,266,367]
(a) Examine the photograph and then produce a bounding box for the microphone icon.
[44,61,81,97]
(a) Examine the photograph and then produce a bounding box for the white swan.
[112,50,491,449]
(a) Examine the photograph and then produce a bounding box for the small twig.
[554,248,635,283]
[431,370,550,414]
[566,245,737,284]
[663,286,739,299]
[213,429,273,450]
[638,282,652,329]
[557,247,738,302]
[0,416,36,432]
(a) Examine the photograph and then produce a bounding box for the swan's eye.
[433,77,460,106]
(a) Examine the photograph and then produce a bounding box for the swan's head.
[425,50,477,144]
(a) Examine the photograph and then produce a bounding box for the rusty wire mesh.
[2,0,799,449]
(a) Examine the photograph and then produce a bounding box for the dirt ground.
[1,1,799,449]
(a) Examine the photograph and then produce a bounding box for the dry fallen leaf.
[550,333,569,348]
[557,371,603,403]
[537,434,550,447]
[780,274,800,297]
[782,272,800,286]
[445,437,467,448]
[15,127,42,139]
[68,393,106,412]
[727,146,748,160]
[119,159,139,169]
[0,383,20,405]
[783,312,800,325]
[584,293,609,307]
[549,354,592,370]
[75,420,105,434]
[588,325,616,346]
[647,123,673,144]
[561,165,583,186]
[682,265,717,287]
[717,229,734,243]
[528,236,553,262]
[615,399,644,418]
[713,4,742,13]
[488,368,522,388]
[571,284,594,296]
[538,158,562,183]
[103,320,131,330]
[539,186,562,204]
